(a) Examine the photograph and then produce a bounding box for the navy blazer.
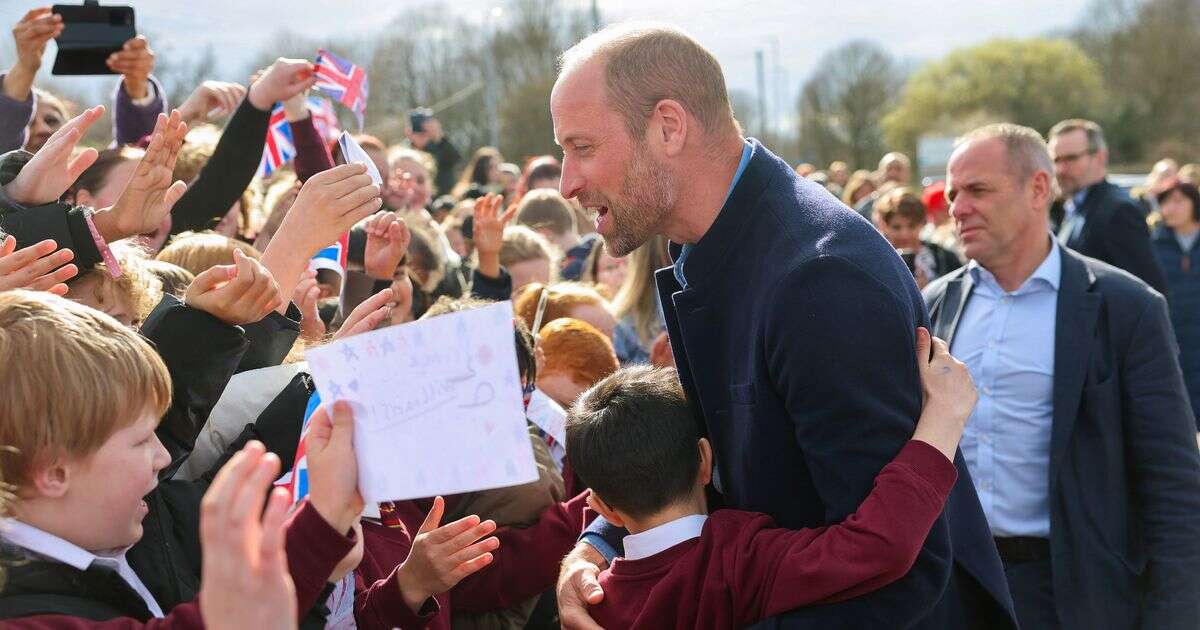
[925,245,1200,629]
[1063,179,1168,294]
[593,141,1017,628]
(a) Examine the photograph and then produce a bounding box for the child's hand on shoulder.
[912,327,977,462]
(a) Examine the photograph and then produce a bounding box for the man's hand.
[363,211,410,281]
[557,542,608,630]
[107,35,155,100]
[199,441,296,630]
[4,8,61,101]
[305,401,365,534]
[92,110,188,242]
[3,106,104,206]
[184,249,283,326]
[911,327,976,462]
[0,236,77,295]
[473,194,516,279]
[248,58,317,112]
[395,496,499,613]
[177,81,246,125]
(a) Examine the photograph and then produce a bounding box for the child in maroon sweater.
[565,331,976,629]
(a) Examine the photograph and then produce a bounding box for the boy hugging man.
[566,359,970,629]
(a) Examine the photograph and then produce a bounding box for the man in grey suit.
[924,123,1200,629]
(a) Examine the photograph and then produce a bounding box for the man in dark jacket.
[925,123,1200,629]
[1049,119,1168,293]
[551,24,1016,629]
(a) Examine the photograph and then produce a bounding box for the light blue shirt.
[674,140,754,289]
[952,241,1061,538]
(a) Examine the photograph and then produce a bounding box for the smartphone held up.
[51,1,135,75]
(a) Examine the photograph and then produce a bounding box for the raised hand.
[248,58,317,112]
[199,441,297,630]
[93,110,188,241]
[3,106,103,206]
[107,35,155,99]
[305,401,365,534]
[0,236,77,295]
[334,287,394,341]
[473,194,517,278]
[363,211,410,281]
[184,249,283,326]
[395,496,499,612]
[293,269,326,341]
[177,81,246,125]
[261,163,381,314]
[4,8,62,100]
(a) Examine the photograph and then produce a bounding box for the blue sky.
[0,0,1091,117]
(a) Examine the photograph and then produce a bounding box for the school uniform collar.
[622,514,709,561]
[1,518,165,617]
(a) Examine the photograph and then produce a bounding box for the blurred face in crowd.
[1161,189,1199,233]
[25,98,67,153]
[45,408,170,551]
[75,157,140,209]
[67,274,136,327]
[553,58,677,257]
[946,137,1051,269]
[880,216,924,252]
[882,157,910,184]
[388,158,432,210]
[595,249,627,296]
[1049,129,1106,196]
[508,258,551,297]
[829,164,849,187]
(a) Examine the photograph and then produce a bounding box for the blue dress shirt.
[952,242,1061,538]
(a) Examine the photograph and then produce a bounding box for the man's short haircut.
[566,366,699,518]
[0,291,171,491]
[1048,118,1108,154]
[514,189,577,237]
[957,123,1061,199]
[874,187,927,226]
[560,23,739,140]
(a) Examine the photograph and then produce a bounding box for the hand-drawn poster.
[305,301,537,502]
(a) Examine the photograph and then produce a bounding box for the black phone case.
[51,4,135,76]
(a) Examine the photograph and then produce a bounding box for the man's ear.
[30,458,72,499]
[587,491,626,528]
[648,99,688,158]
[696,437,713,487]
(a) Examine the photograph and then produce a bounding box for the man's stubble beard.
[606,146,678,257]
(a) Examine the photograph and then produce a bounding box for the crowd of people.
[1,6,1199,630]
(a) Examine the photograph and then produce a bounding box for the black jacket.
[924,245,1200,629]
[1061,179,1168,294]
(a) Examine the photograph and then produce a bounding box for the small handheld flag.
[257,103,295,178]
[314,49,369,131]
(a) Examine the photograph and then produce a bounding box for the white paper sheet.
[304,301,538,502]
[337,130,384,187]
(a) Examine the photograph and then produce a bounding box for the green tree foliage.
[882,38,1104,162]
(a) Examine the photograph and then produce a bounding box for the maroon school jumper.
[352,491,592,630]
[591,440,958,630]
[3,501,358,630]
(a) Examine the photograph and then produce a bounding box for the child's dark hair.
[566,366,699,518]
[421,295,536,384]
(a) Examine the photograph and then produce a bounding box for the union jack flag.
[309,231,349,283]
[307,95,341,143]
[314,49,368,130]
[279,391,322,504]
[257,103,295,178]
